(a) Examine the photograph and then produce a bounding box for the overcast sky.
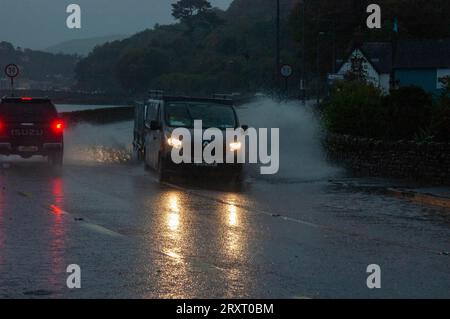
[0,0,232,50]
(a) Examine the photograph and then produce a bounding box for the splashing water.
[62,100,341,180]
[237,98,341,182]
[64,122,133,164]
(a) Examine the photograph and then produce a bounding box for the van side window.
[146,102,159,122]
[145,103,152,121]
[156,103,162,122]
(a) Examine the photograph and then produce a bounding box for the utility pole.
[276,0,280,92]
[332,19,336,74]
[10,77,14,97]
[316,32,325,106]
[301,0,306,104]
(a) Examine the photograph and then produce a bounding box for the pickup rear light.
[51,119,64,134]
[0,119,4,134]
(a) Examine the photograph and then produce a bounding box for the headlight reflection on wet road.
[138,186,254,298]
[163,192,185,264]
[167,193,181,232]
[223,196,244,257]
[167,213,180,232]
[220,195,251,297]
[227,204,239,228]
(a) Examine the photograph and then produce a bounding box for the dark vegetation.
[0,41,78,87]
[72,0,450,142]
[5,0,450,96]
[75,0,298,95]
[75,0,450,96]
[323,79,450,142]
[289,0,450,81]
[293,0,450,142]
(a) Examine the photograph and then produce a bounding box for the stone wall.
[60,106,134,127]
[325,134,450,185]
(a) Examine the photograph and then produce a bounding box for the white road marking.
[13,188,124,238]
[161,181,444,255]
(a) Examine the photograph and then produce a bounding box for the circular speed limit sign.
[5,64,19,78]
[280,64,293,78]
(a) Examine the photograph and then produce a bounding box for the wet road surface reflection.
[131,186,253,298]
[0,161,70,297]
[0,153,450,298]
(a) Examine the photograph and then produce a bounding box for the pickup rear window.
[0,102,58,120]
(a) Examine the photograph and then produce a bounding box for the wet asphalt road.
[1,158,450,298]
[1,115,450,298]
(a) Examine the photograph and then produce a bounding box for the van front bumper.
[162,153,243,176]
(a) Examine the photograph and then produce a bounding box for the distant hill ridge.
[45,35,128,56]
[46,0,299,56]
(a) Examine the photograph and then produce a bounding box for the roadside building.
[336,42,392,94]
[335,39,450,96]
[394,39,450,96]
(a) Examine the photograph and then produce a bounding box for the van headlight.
[167,137,183,149]
[229,142,242,152]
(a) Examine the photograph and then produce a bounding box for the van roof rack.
[148,90,164,99]
[162,96,234,105]
[212,93,233,100]
[146,94,234,105]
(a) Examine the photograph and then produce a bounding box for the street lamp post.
[276,0,280,92]
[316,31,325,105]
[331,19,336,74]
[300,0,306,104]
[315,16,337,105]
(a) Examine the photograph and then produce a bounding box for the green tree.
[431,76,450,141]
[172,0,212,22]
[116,48,170,93]
[324,81,386,138]
[171,0,220,37]
[386,86,432,140]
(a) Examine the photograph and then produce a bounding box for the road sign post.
[5,64,19,97]
[280,64,293,95]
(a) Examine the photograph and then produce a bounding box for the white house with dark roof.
[336,42,392,94]
[336,39,450,96]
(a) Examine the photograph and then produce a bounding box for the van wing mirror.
[145,120,161,130]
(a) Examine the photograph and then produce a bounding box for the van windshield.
[165,102,237,129]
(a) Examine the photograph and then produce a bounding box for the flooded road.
[0,104,449,298]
